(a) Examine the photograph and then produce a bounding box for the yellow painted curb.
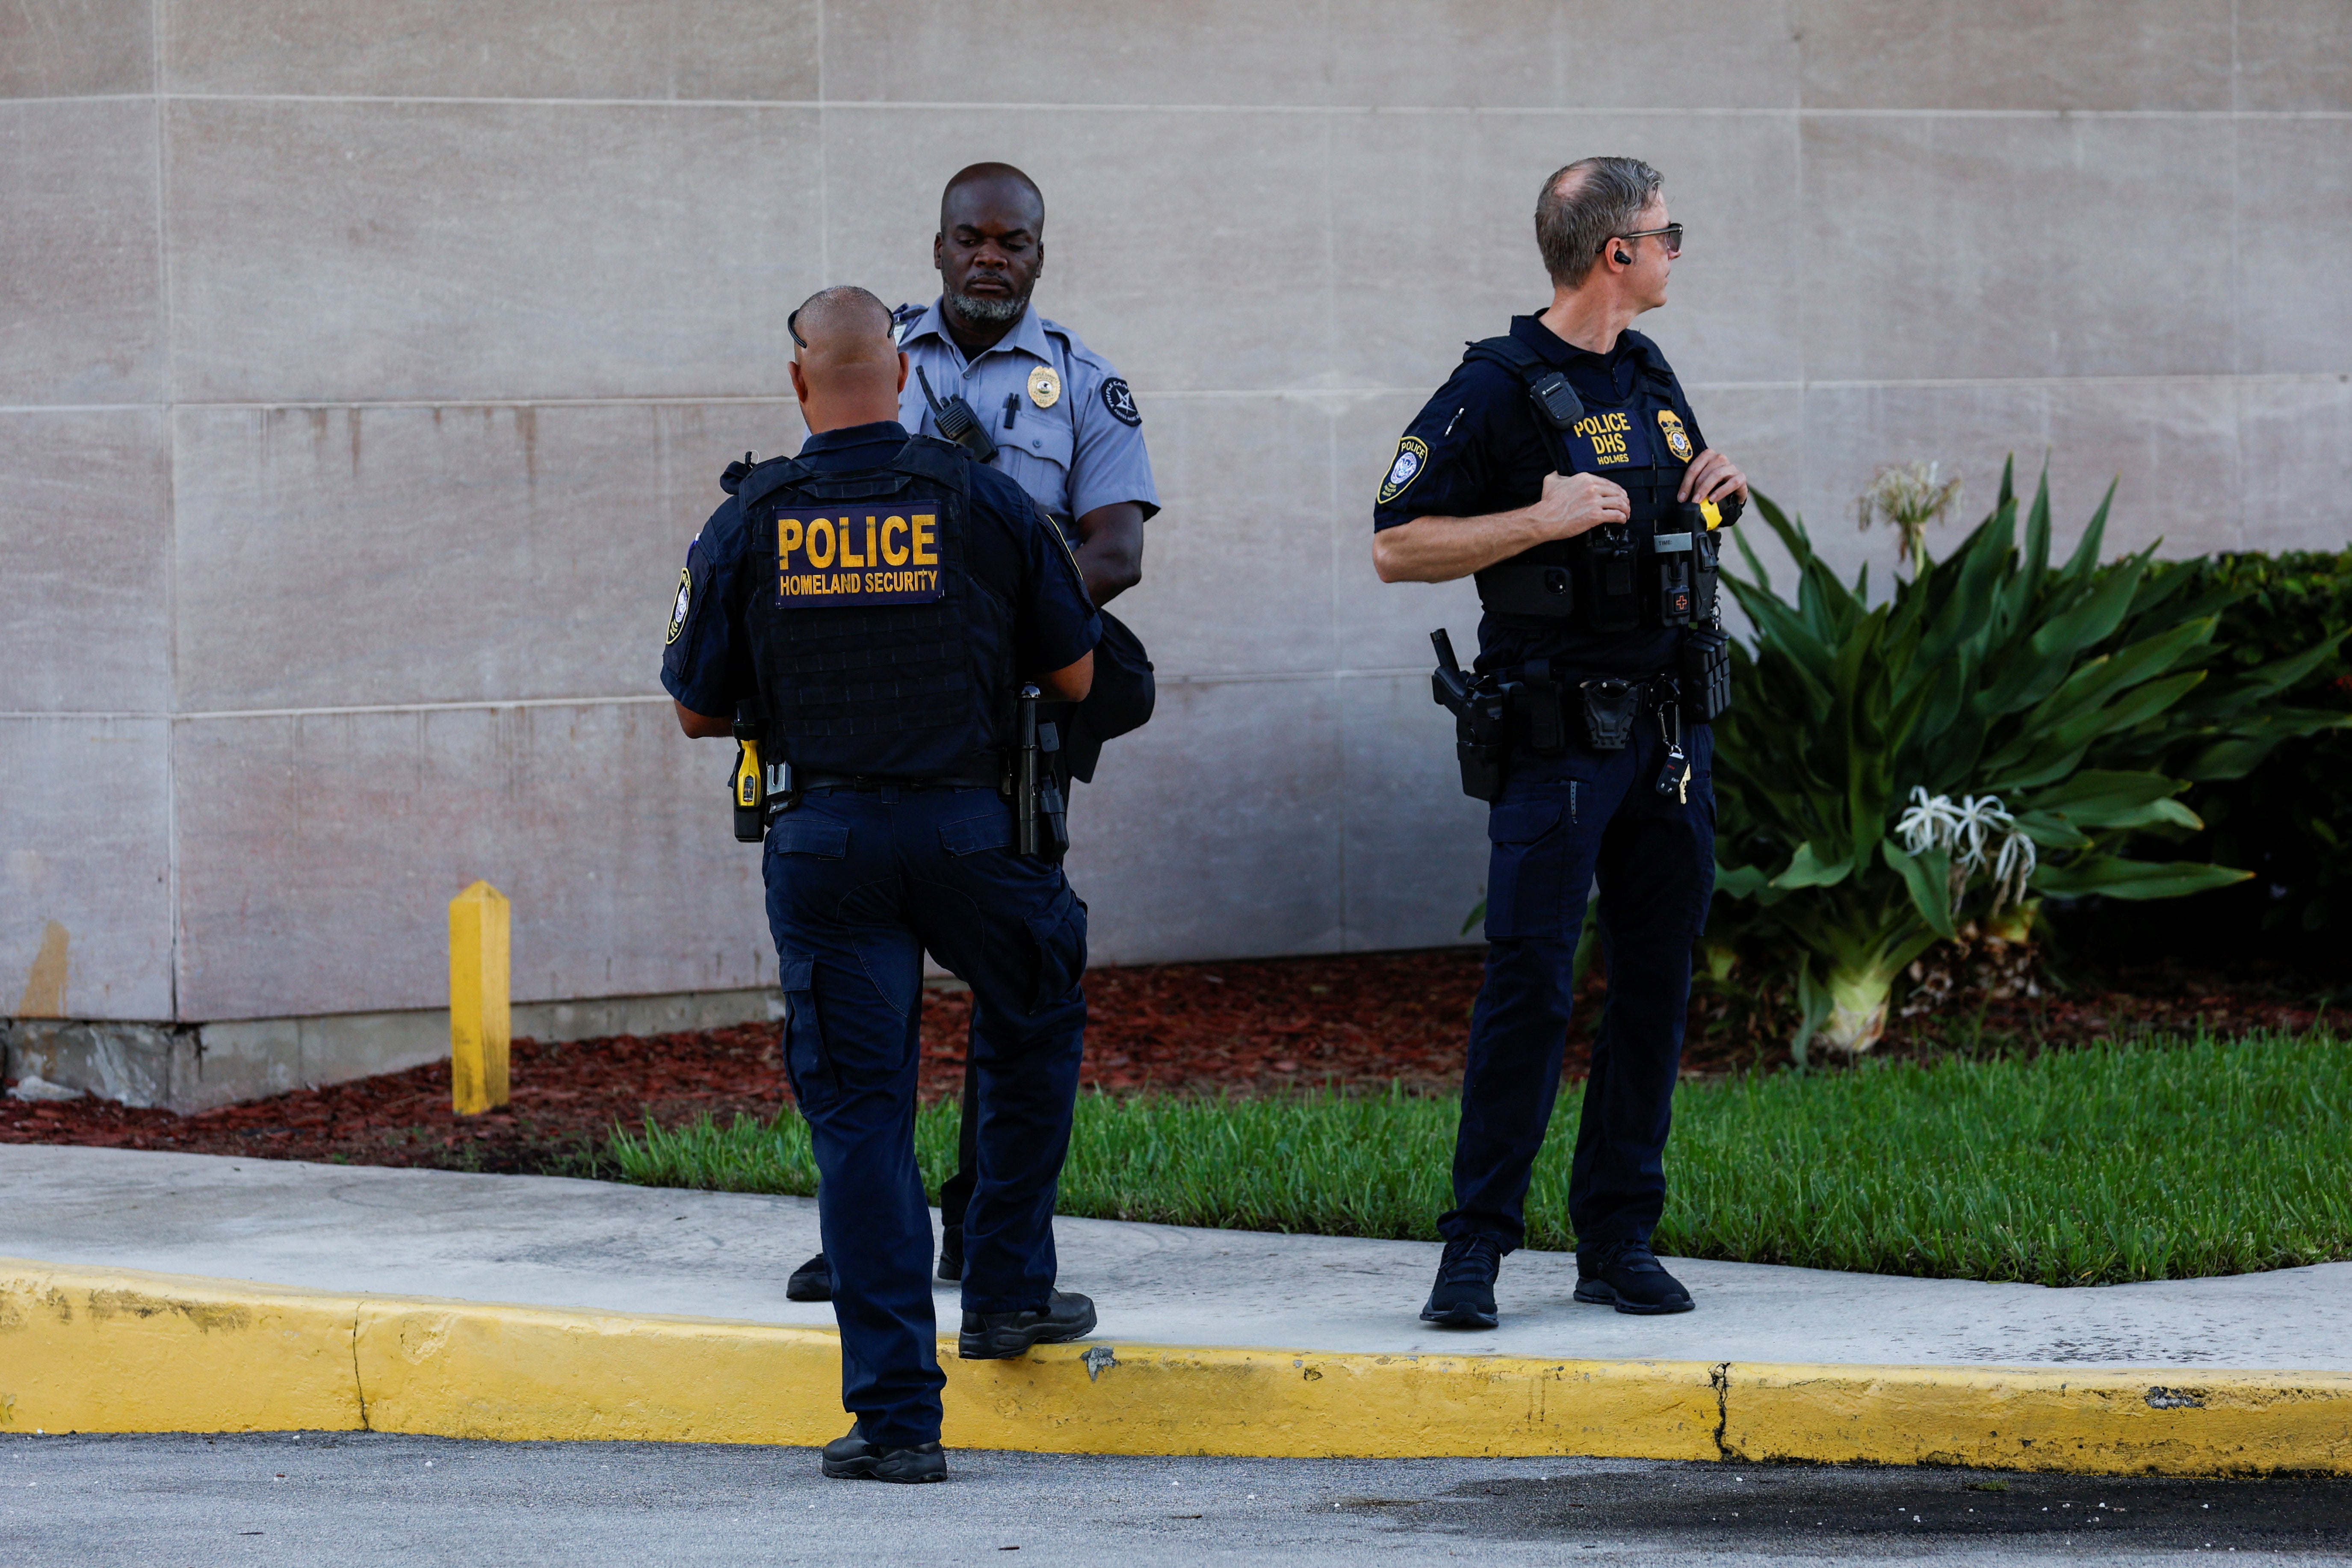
[1723,1361,2352,1476]
[6,1258,2348,1474]
[0,1261,365,1435]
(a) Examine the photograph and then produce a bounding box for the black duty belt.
[796,772,1001,793]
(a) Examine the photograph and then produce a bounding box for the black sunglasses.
[1613,224,1684,257]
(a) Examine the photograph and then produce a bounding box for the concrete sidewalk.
[5,1144,2348,1370]
[5,1144,2349,1473]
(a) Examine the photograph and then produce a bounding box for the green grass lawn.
[609,1029,2352,1285]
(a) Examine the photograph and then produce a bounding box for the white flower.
[1895,786,2037,917]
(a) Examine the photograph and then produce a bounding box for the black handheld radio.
[917,366,997,464]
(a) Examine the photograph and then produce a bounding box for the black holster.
[1430,632,1510,802]
[1013,687,1071,862]
[731,704,766,842]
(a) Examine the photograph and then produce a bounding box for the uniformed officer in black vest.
[1373,157,1749,1328]
[663,286,1102,1482]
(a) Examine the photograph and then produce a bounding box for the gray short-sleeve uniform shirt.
[895,298,1161,539]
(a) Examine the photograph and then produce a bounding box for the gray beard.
[946,289,1029,326]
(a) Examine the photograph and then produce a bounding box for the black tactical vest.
[1464,333,1726,631]
[729,437,1013,780]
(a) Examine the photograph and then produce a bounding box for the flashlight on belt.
[731,702,765,843]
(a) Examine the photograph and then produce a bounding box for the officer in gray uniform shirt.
[788,161,1158,1305]
[894,162,1158,585]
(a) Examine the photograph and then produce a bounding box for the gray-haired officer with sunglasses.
[1373,157,1749,1329]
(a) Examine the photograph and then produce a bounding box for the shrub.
[1711,464,2344,1059]
[2072,549,2352,960]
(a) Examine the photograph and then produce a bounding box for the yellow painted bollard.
[449,880,511,1114]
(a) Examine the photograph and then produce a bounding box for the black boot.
[819,1426,947,1483]
[957,1290,1096,1360]
[786,1252,830,1303]
[1420,1234,1503,1329]
[1574,1241,1694,1315]
[937,1225,964,1283]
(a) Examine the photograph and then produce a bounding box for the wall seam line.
[111,92,2352,121]
[23,372,2337,422]
[3,669,1442,725]
[153,0,183,1025]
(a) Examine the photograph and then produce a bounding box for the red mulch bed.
[3,949,2330,1178]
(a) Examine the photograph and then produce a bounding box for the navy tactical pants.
[1443,716,1714,1256]
[765,785,1088,1449]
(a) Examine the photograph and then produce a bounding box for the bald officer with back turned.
[662,286,1102,1483]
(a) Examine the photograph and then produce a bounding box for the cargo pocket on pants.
[1022,883,1089,1013]
[776,951,825,1101]
[1483,799,1566,942]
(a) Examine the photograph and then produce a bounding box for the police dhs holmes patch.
[665,567,692,644]
[1379,436,1430,505]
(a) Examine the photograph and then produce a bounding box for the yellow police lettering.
[1571,412,1632,440]
[772,502,948,606]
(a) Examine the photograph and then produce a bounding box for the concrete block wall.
[6,2,2348,1053]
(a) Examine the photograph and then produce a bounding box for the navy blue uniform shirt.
[1374,315,1699,677]
[662,420,1100,761]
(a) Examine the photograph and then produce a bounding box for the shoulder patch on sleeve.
[1378,435,1431,505]
[664,566,692,645]
[1100,377,1141,428]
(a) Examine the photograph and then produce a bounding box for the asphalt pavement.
[6,1432,2350,1565]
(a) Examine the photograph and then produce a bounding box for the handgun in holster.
[1013,685,1071,861]
[1430,630,1514,803]
[730,702,797,843]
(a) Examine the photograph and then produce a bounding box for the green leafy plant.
[1711,462,2346,1060]
[2084,549,2352,957]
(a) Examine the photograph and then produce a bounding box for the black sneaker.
[819,1426,947,1484]
[1573,1241,1694,1315]
[937,1225,964,1283]
[957,1290,1097,1360]
[786,1252,831,1302]
[1420,1234,1503,1329]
